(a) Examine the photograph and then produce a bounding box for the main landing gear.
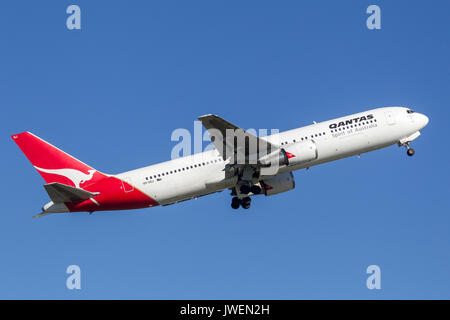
[231,183,262,210]
[239,184,262,195]
[231,196,251,210]
[231,182,261,210]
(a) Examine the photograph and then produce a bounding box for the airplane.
[11,106,429,218]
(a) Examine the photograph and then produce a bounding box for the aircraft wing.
[198,114,279,164]
[43,182,99,203]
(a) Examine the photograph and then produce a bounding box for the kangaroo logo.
[34,167,96,188]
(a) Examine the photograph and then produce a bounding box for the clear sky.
[0,0,449,299]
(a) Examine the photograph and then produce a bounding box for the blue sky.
[0,0,449,299]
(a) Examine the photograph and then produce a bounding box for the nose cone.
[416,113,429,129]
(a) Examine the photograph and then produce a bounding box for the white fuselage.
[116,107,429,206]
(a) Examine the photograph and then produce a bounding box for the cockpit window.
[407,109,415,114]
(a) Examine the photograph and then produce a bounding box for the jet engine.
[261,172,295,196]
[283,140,318,166]
[258,140,318,170]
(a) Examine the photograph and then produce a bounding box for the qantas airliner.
[12,106,428,217]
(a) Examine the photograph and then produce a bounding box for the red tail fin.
[12,132,107,188]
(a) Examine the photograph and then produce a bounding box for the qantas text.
[329,114,374,129]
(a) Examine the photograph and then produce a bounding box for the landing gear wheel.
[239,184,251,194]
[250,185,262,195]
[407,148,415,156]
[231,197,240,209]
[240,197,251,209]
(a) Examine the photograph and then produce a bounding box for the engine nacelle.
[262,172,295,196]
[258,140,318,168]
[282,140,318,166]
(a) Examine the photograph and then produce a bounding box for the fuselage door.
[385,111,396,126]
[122,176,134,193]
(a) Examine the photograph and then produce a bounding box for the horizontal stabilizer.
[32,212,56,219]
[43,182,99,203]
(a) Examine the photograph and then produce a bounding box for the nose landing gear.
[399,141,415,157]
[406,148,415,156]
